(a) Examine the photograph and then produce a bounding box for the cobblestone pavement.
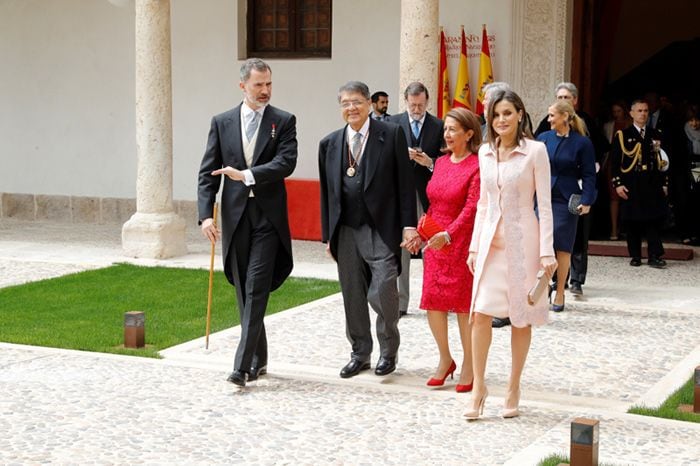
[1,219,699,465]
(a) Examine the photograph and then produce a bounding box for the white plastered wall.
[0,0,525,202]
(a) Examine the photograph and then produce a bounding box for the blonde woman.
[536,100,597,312]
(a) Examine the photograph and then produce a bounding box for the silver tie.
[351,132,362,161]
[246,111,259,141]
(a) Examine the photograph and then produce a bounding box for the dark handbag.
[568,193,582,216]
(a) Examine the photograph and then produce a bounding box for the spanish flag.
[452,26,471,110]
[438,28,450,119]
[475,24,494,116]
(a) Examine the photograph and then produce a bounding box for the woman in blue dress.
[537,100,597,312]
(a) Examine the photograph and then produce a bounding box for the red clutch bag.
[417,214,450,252]
[417,214,442,241]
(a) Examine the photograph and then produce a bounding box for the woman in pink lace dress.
[419,108,481,393]
[465,90,557,420]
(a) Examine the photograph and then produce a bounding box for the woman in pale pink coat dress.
[465,90,557,420]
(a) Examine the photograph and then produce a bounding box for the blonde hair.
[549,100,588,136]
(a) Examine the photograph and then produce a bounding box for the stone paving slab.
[0,258,100,288]
[2,219,700,466]
[0,344,570,466]
[164,291,700,407]
[2,344,699,466]
[0,218,339,281]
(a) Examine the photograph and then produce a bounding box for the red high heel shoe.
[455,380,474,393]
[426,360,456,386]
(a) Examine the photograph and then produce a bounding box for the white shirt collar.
[409,112,427,126]
[241,102,267,119]
[347,117,370,142]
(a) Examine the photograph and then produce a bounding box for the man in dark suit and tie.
[319,81,420,378]
[370,91,391,121]
[611,99,668,268]
[389,82,444,317]
[198,58,298,387]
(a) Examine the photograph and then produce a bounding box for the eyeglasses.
[340,100,367,109]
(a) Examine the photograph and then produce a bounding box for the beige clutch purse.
[527,270,549,305]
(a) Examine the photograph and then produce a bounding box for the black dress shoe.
[340,359,371,378]
[399,310,408,318]
[374,357,396,376]
[648,258,667,269]
[569,282,583,295]
[226,370,247,387]
[491,317,511,328]
[248,365,268,382]
[629,258,642,267]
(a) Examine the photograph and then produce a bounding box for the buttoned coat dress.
[469,138,555,327]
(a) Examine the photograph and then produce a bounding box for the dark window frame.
[246,0,332,59]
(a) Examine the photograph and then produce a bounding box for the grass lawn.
[628,376,700,423]
[538,454,569,466]
[538,455,617,466]
[0,263,339,358]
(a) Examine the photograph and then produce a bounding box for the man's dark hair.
[371,91,388,103]
[404,82,429,100]
[338,81,370,102]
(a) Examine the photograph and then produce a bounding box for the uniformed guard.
[610,99,668,268]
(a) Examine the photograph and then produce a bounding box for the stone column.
[398,0,439,114]
[122,0,186,258]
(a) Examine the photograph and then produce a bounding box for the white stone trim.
[510,0,573,124]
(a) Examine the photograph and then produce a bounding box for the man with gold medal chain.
[318,81,419,379]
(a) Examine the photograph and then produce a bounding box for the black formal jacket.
[610,125,668,220]
[198,104,297,290]
[318,118,417,263]
[388,111,444,211]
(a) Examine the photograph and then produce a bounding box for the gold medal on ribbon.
[346,167,356,177]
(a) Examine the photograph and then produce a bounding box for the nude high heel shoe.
[501,390,521,418]
[463,388,488,420]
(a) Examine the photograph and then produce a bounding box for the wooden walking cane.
[205,202,218,350]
